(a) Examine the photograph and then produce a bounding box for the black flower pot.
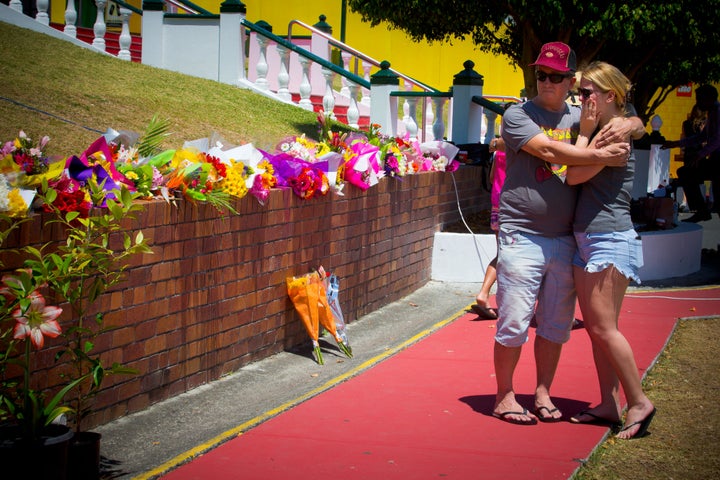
[0,424,73,480]
[68,431,102,480]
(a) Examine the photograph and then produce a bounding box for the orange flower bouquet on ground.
[286,270,352,365]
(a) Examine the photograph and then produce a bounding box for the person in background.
[492,42,640,425]
[566,61,656,439]
[471,136,505,320]
[663,84,720,222]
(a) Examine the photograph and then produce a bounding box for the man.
[492,42,642,425]
[664,84,720,222]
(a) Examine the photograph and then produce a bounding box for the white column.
[425,99,435,139]
[360,64,371,106]
[254,36,270,90]
[141,1,165,68]
[218,7,246,85]
[450,60,484,144]
[276,45,292,101]
[35,0,50,25]
[92,0,108,52]
[117,8,132,61]
[64,0,78,38]
[405,97,419,141]
[322,67,336,118]
[369,62,399,137]
[432,97,447,141]
[298,56,313,110]
[402,81,414,124]
[340,51,351,97]
[347,83,360,129]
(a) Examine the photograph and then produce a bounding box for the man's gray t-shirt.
[500,101,580,237]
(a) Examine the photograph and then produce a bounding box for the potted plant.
[26,181,152,479]
[0,232,81,480]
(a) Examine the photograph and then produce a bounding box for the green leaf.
[137,114,172,158]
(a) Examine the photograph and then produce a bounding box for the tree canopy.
[348,0,720,123]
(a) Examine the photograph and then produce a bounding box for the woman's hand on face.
[580,99,599,138]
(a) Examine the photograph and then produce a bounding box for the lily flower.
[12,291,63,349]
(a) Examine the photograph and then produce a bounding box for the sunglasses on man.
[535,70,573,84]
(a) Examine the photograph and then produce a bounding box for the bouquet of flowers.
[1,130,50,176]
[286,269,352,365]
[418,140,461,172]
[206,140,277,205]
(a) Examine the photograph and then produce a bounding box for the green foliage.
[348,0,720,122]
[16,182,152,433]
[136,114,172,159]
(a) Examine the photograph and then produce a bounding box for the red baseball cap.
[530,42,577,73]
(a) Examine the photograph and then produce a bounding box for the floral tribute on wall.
[0,113,460,218]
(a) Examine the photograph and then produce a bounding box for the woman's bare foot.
[617,403,656,439]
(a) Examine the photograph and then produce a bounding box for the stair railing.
[243,19,369,128]
[287,18,443,138]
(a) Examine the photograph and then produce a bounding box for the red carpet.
[160,287,720,479]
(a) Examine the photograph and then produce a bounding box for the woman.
[471,137,506,320]
[566,61,656,439]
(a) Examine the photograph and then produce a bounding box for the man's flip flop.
[533,405,562,423]
[471,304,498,319]
[492,408,537,425]
[570,410,622,431]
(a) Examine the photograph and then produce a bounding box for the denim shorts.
[573,229,644,284]
[495,229,577,348]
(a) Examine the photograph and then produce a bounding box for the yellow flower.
[217,159,249,199]
[7,188,28,217]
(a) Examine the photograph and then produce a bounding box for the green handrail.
[471,95,505,115]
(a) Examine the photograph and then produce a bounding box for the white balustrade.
[92,0,107,52]
[340,51,351,97]
[254,36,270,90]
[425,101,435,139]
[405,96,419,141]
[297,56,313,110]
[117,8,133,61]
[402,81,414,125]
[432,97,447,141]
[347,83,360,129]
[35,0,49,25]
[64,0,77,38]
[361,64,372,106]
[276,45,292,101]
[321,68,336,118]
[9,0,22,13]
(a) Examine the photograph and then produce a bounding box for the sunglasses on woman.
[578,87,593,99]
[535,71,572,84]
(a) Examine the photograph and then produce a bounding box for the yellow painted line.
[134,306,471,480]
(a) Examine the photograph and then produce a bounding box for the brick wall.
[1,166,489,428]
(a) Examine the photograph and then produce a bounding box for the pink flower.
[12,291,63,350]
